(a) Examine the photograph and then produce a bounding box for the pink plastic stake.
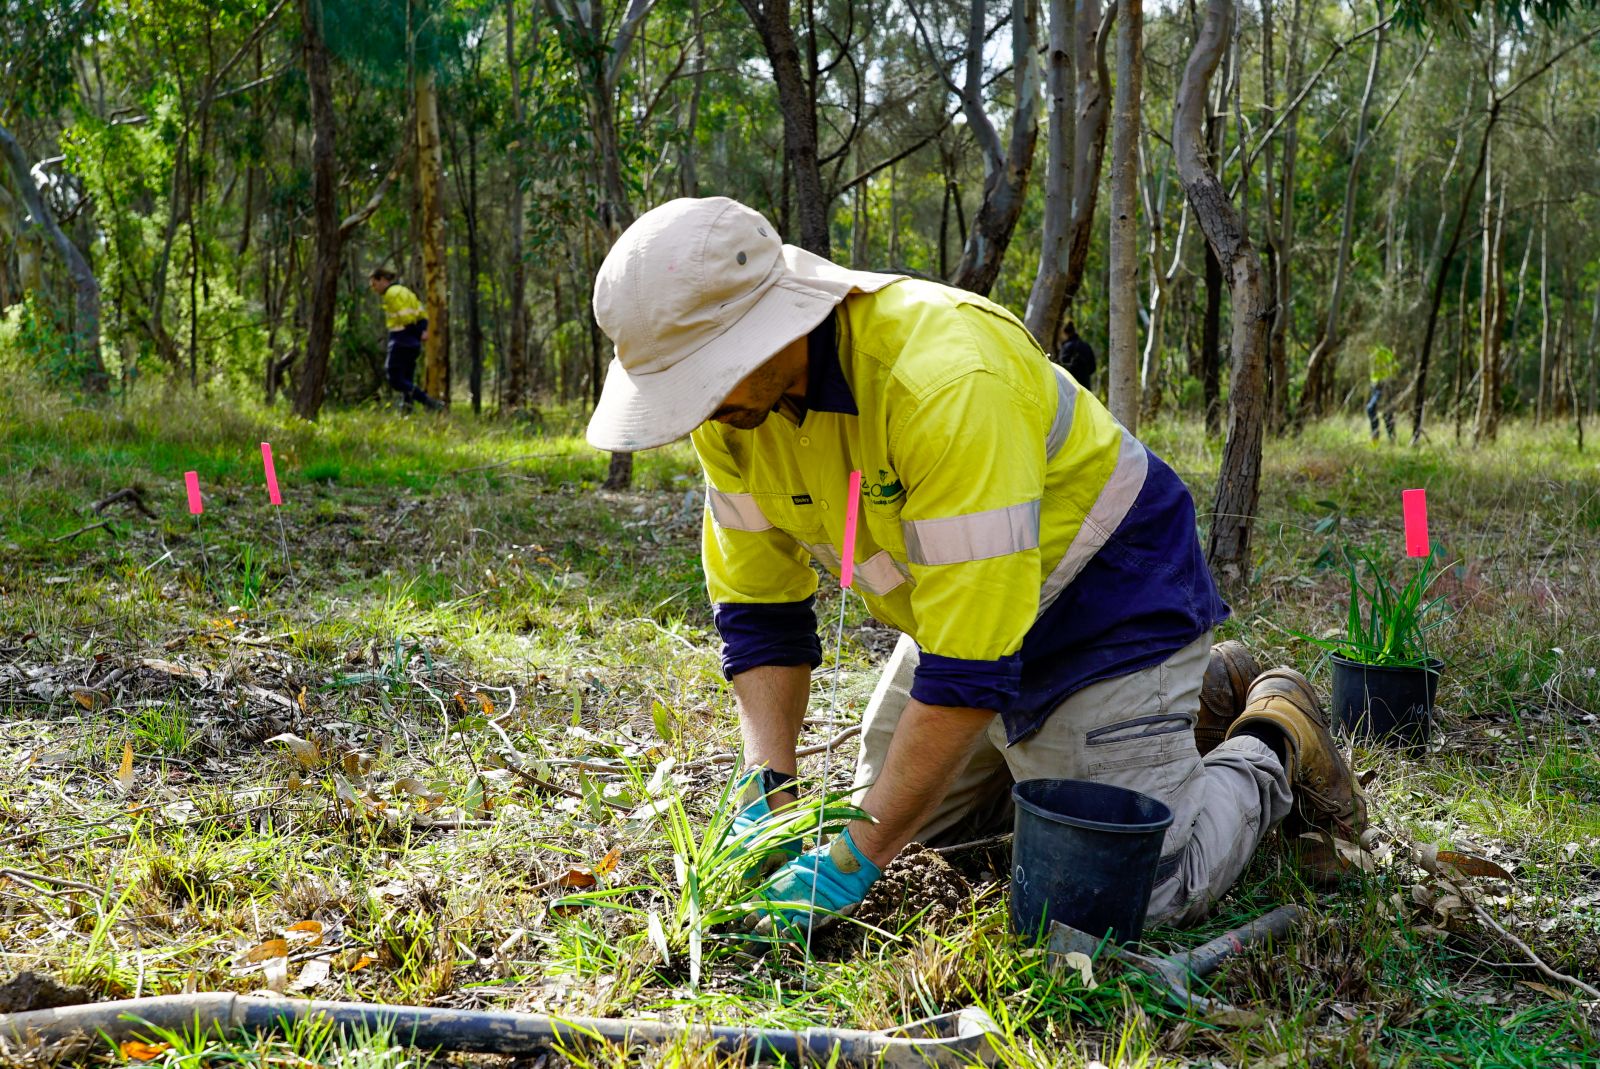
[261,442,292,570]
[261,443,283,505]
[840,470,863,589]
[1402,488,1429,558]
[184,471,212,591]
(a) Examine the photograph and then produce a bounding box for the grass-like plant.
[1299,545,1451,668]
[553,762,869,990]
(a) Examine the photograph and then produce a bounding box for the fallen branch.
[932,832,1013,857]
[93,487,158,519]
[446,453,573,476]
[683,725,862,772]
[1461,888,1600,1003]
[32,802,282,858]
[0,867,107,899]
[539,725,864,777]
[50,520,114,543]
[1410,839,1600,1004]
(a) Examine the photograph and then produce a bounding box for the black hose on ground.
[0,993,998,1066]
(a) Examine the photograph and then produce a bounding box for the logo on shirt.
[866,470,904,506]
[791,494,813,505]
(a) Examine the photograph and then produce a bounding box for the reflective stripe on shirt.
[903,500,1041,566]
[708,488,773,532]
[1044,364,1077,460]
[1038,430,1149,609]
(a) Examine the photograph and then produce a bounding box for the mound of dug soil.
[850,842,973,934]
[0,971,90,1014]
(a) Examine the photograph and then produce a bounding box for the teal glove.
[752,829,882,941]
[725,769,802,880]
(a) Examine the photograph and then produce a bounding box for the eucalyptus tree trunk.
[944,0,1042,296]
[1106,0,1142,428]
[1064,0,1112,302]
[544,0,659,486]
[680,0,706,197]
[0,122,106,392]
[1264,0,1303,432]
[1536,200,1550,426]
[416,68,451,401]
[1472,174,1506,444]
[504,0,529,408]
[737,0,829,255]
[292,0,341,420]
[0,180,17,308]
[1138,131,1184,418]
[1301,1,1385,419]
[1023,0,1076,343]
[1586,280,1600,424]
[1174,0,1268,590]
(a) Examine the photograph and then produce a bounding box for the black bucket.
[1330,655,1442,752]
[1009,779,1174,945]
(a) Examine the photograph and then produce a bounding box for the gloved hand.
[724,768,802,880]
[750,829,882,941]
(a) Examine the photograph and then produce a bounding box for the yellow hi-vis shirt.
[381,284,427,332]
[1369,345,1398,385]
[693,280,1181,723]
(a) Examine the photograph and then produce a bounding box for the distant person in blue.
[1056,321,1097,390]
[368,267,444,412]
[1367,344,1397,443]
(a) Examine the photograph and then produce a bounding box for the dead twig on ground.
[932,832,1013,856]
[0,868,108,899]
[93,487,158,519]
[50,520,114,543]
[1460,888,1600,1002]
[31,802,283,858]
[539,725,864,777]
[446,453,571,476]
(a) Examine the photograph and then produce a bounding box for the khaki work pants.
[852,632,1293,926]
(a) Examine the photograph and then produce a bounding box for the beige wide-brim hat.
[585,197,902,452]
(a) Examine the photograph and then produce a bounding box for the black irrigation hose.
[0,993,999,1066]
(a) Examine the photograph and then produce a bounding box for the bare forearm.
[731,664,811,778]
[850,699,994,868]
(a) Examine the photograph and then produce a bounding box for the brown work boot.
[1195,640,1262,755]
[1225,668,1368,841]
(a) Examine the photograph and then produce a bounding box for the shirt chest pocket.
[755,491,827,540]
[854,499,914,597]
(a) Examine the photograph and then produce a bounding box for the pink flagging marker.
[261,442,283,505]
[184,471,203,515]
[840,470,864,589]
[1402,488,1429,558]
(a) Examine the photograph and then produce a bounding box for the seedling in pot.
[1296,545,1451,670]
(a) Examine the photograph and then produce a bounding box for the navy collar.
[804,309,858,416]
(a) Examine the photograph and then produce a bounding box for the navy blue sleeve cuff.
[714,598,822,679]
[910,650,1022,713]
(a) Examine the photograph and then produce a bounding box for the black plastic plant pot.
[1330,654,1443,752]
[1009,779,1174,946]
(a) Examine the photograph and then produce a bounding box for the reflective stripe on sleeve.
[1044,364,1078,461]
[707,489,773,532]
[1038,431,1149,609]
[797,540,841,572]
[902,501,1041,566]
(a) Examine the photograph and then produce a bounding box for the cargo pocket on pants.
[1081,713,1197,801]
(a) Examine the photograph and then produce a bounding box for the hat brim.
[585,247,901,452]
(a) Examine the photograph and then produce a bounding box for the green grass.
[1,383,1598,1067]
